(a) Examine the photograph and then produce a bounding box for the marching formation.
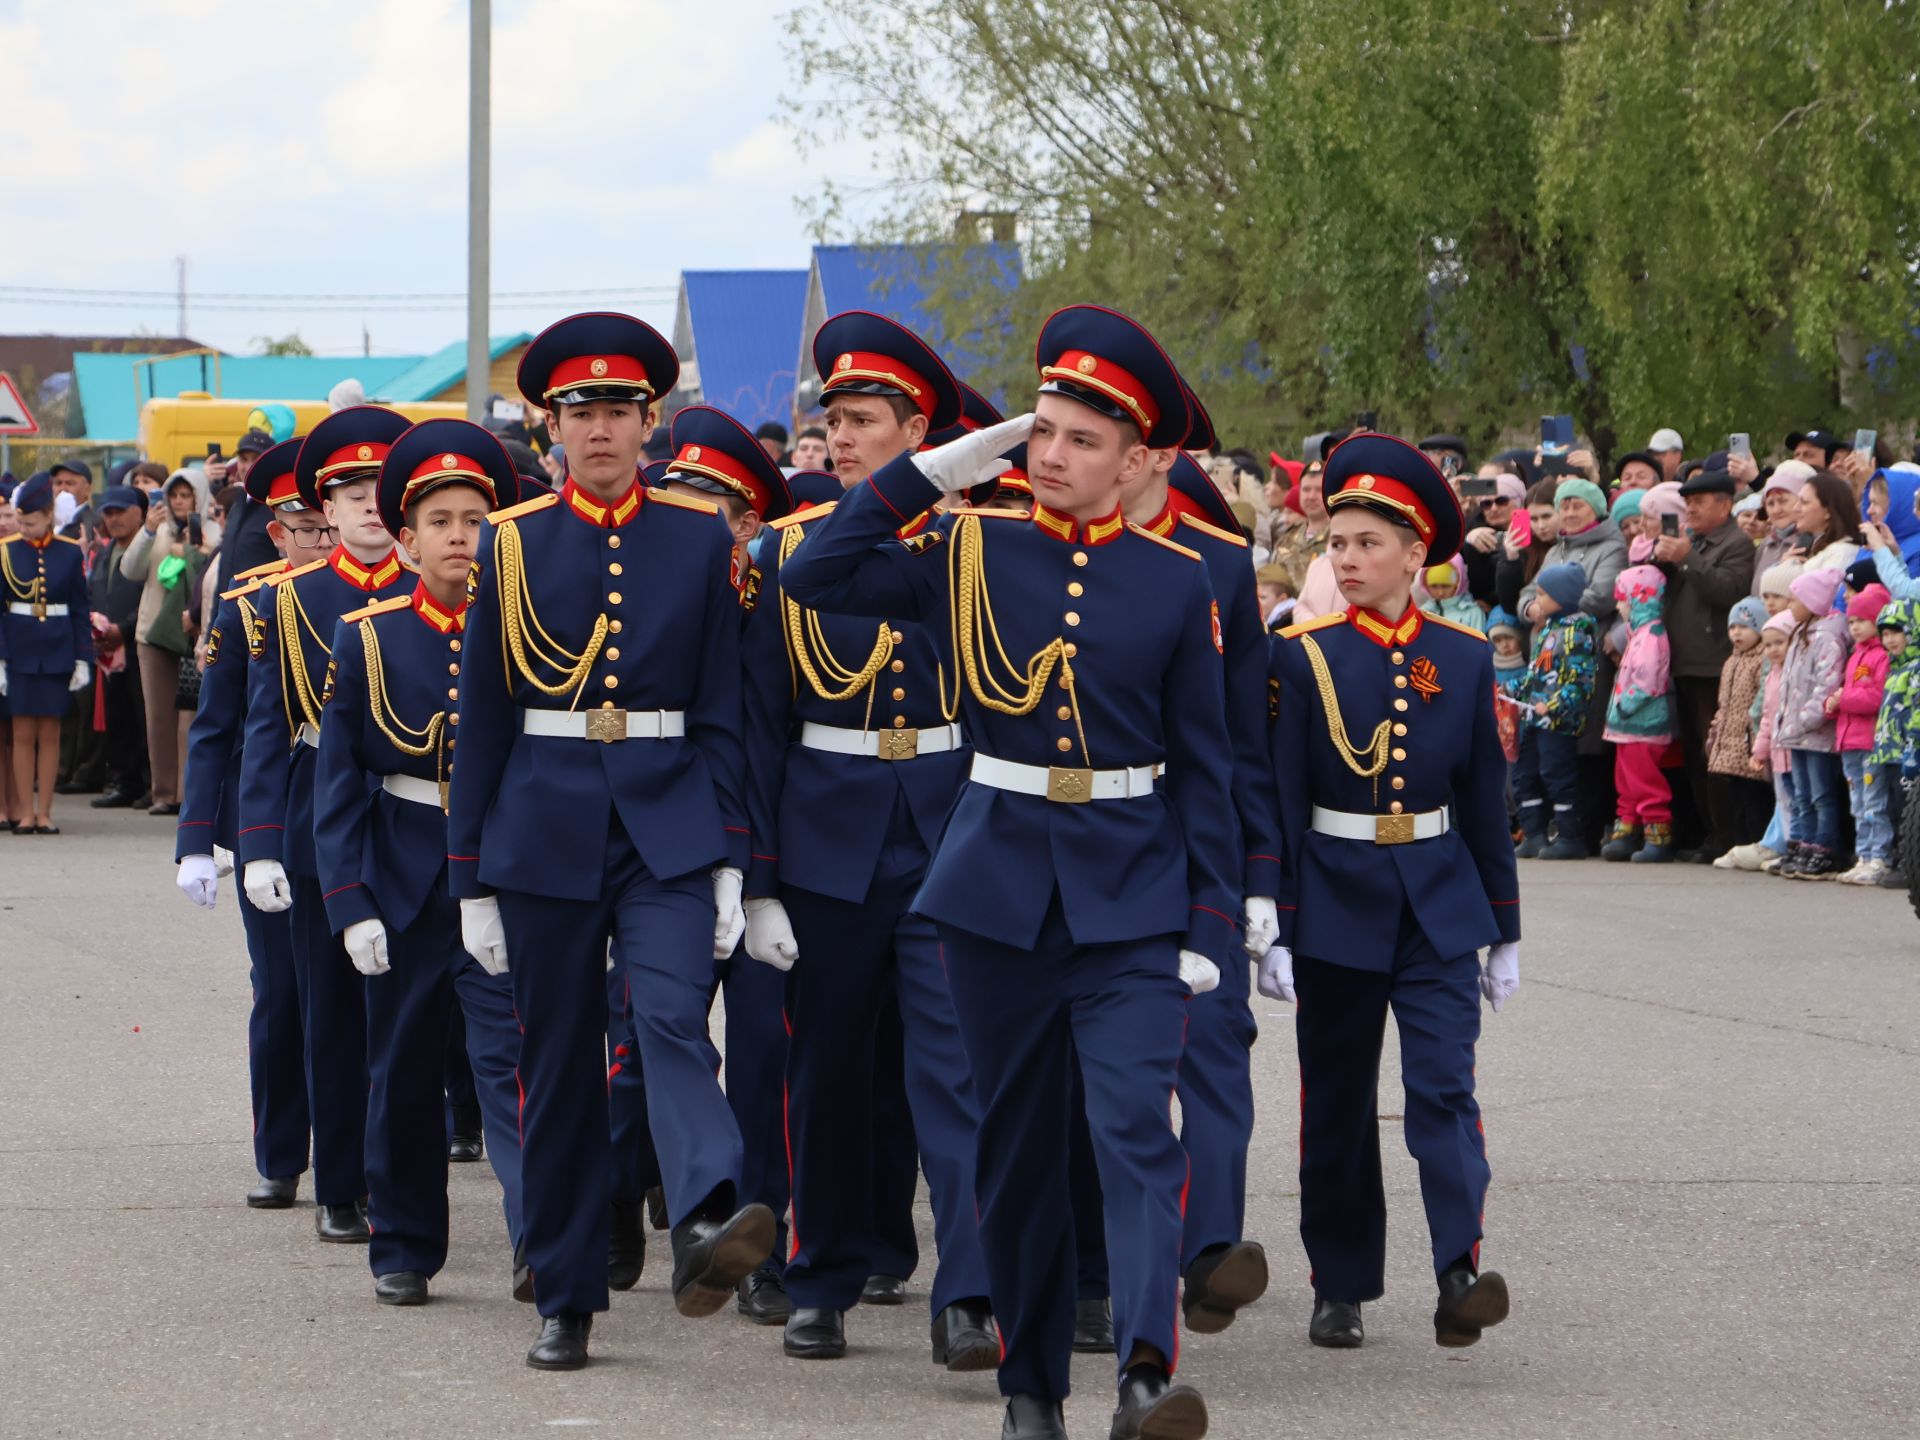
[152,302,1524,1440]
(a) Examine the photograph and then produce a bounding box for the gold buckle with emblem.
[1047,766,1094,804]
[877,727,919,761]
[585,708,628,743]
[1374,813,1416,845]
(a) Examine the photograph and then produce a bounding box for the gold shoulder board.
[264,557,328,586]
[235,560,285,580]
[341,595,412,625]
[219,580,263,602]
[1279,612,1348,640]
[1125,523,1202,562]
[968,508,1028,521]
[486,492,560,525]
[1176,513,1249,549]
[769,502,833,531]
[651,489,720,515]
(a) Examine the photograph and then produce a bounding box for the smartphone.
[1661,513,1680,538]
[1458,476,1498,499]
[1541,414,1574,455]
[1794,530,1820,553]
[207,442,223,462]
[1354,411,1378,433]
[1854,428,1878,460]
[1729,433,1751,460]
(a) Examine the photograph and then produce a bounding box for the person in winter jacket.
[1705,596,1773,860]
[1601,565,1675,863]
[1513,565,1598,859]
[1519,479,1628,626]
[1870,599,1920,886]
[1727,613,1798,871]
[1830,583,1894,883]
[1420,561,1488,632]
[1774,568,1851,878]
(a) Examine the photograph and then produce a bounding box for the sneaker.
[1767,842,1804,876]
[1515,833,1545,860]
[1711,851,1739,870]
[1837,859,1887,886]
[1795,845,1839,880]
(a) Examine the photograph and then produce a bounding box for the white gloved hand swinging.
[744,897,800,971]
[212,845,235,878]
[1243,896,1279,958]
[69,660,90,692]
[0,660,8,697]
[1480,942,1520,1013]
[1256,944,1296,1004]
[712,867,746,959]
[344,918,391,977]
[461,896,509,976]
[176,854,219,910]
[1178,950,1221,995]
[910,413,1034,500]
[243,859,292,913]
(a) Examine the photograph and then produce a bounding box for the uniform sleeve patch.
[1210,599,1224,654]
[899,529,945,556]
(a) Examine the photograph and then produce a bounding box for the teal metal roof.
[374,333,533,403]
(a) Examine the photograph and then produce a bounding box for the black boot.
[735,1264,792,1325]
[1002,1396,1068,1439]
[512,1239,534,1303]
[645,1184,669,1230]
[930,1299,999,1372]
[1180,1240,1268,1335]
[246,1176,298,1209]
[1434,1261,1509,1348]
[608,1198,645,1291]
[374,1271,429,1306]
[315,1201,370,1243]
[782,1306,847,1359]
[448,1104,484,1162]
[1073,1295,1116,1354]
[859,1273,907,1306]
[1308,1296,1364,1348]
[526,1310,592,1370]
[669,1199,776,1317]
[1109,1363,1208,1439]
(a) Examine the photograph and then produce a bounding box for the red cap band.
[264,472,304,507]
[402,451,498,509]
[545,353,653,401]
[1039,349,1160,435]
[1328,472,1436,542]
[821,350,937,419]
[670,442,772,517]
[316,441,392,483]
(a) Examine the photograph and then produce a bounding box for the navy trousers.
[868,994,922,1283]
[364,880,525,1279]
[940,900,1189,1402]
[607,967,667,1208]
[445,1010,478,1113]
[1068,1060,1110,1300]
[781,807,987,1315]
[1176,955,1257,1270]
[721,944,792,1271]
[1294,914,1489,1304]
[239,885,309,1182]
[287,874,367,1205]
[496,819,743,1318]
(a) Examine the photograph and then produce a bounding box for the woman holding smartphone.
[1786,471,1862,577]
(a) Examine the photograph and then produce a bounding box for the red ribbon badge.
[1409,656,1442,702]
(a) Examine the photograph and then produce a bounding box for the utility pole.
[176,256,188,338]
[466,0,491,422]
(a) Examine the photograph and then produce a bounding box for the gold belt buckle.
[877,727,919,761]
[585,708,629,743]
[438,778,451,813]
[1375,813,1416,845]
[1047,766,1094,804]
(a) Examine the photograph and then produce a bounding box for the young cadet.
[449,313,773,1372]
[173,439,312,1209]
[1260,433,1521,1352]
[312,419,528,1308]
[237,406,415,1245]
[742,313,996,1371]
[0,473,91,834]
[781,305,1237,1440]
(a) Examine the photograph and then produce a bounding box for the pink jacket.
[1753,661,1789,776]
[1833,633,1889,752]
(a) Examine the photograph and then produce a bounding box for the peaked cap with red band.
[1168,451,1241,534]
[294,405,411,512]
[243,437,309,512]
[518,311,679,411]
[785,468,843,510]
[664,405,793,524]
[1182,382,1219,452]
[813,310,962,431]
[1034,304,1189,448]
[1323,431,1465,562]
[377,417,518,537]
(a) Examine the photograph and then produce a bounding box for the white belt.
[969,752,1159,804]
[520,707,685,742]
[1311,804,1450,845]
[800,721,962,761]
[8,602,67,616]
[382,773,444,808]
[296,722,321,749]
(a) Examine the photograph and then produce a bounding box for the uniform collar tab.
[412,586,465,633]
[563,475,643,528]
[1030,501,1127,547]
[329,544,404,591]
[1347,603,1423,648]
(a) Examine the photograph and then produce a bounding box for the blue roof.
[679,270,808,427]
[808,244,1022,383]
[73,351,418,440]
[374,334,534,402]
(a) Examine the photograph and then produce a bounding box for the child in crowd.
[1774,568,1850,878]
[1255,562,1296,632]
[1735,493,1770,544]
[1735,613,1798,871]
[1830,583,1894,883]
[1758,561,1803,618]
[1602,564,1675,863]
[1610,488,1647,546]
[1489,608,1527,781]
[1512,566,1598,858]
[1421,561,1487,631]
[1708,597,1774,865]
[1869,599,1919,887]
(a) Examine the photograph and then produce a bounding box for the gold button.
[609,619,623,634]
[890,659,905,673]
[1392,747,1406,762]
[890,630,905,644]
[1063,642,1078,658]
[1059,675,1072,690]
[891,687,905,701]
[608,535,621,549]
[1391,650,1405,664]
[1391,776,1405,790]
[445,738,455,750]
[1056,736,1073,752]
[1067,582,1084,597]
[1394,698,1407,712]
[446,688,459,700]
[448,662,460,676]
[605,675,619,689]
[1393,723,1407,737]
[448,713,459,726]
[608,562,624,576]
[1390,801,1404,815]
[1394,675,1407,689]
[602,700,615,710]
[1065,611,1080,626]
[606,647,621,661]
[608,591,623,605]
[1056,705,1071,720]
[449,639,462,653]
[893,716,907,728]
[1072,552,1088,567]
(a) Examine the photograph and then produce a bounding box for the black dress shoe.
[859,1273,907,1306]
[736,1264,792,1325]
[130,793,152,810]
[1003,1395,1068,1439]
[930,1298,999,1371]
[512,1240,534,1303]
[246,1175,298,1209]
[375,1271,429,1306]
[1074,1295,1116,1353]
[90,788,140,810]
[527,1310,592,1370]
[608,1198,645,1291]
[1308,1296,1364,1349]
[670,1201,776,1317]
[1181,1240,1268,1335]
[315,1201,370,1243]
[448,1105,484,1162]
[1110,1364,1208,1439]
[645,1184,669,1229]
[1434,1264,1509,1348]
[782,1306,847,1359]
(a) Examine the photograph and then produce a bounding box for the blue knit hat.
[1728,596,1769,635]
[1537,562,1587,613]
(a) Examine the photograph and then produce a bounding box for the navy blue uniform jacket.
[176,563,281,860]
[0,534,91,673]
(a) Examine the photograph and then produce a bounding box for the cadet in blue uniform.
[449,313,774,1372]
[782,305,1237,1440]
[238,406,416,1245]
[309,419,528,1308]
[1259,433,1521,1351]
[173,439,313,1209]
[744,313,998,1372]
[0,473,92,833]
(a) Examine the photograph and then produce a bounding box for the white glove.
[175,854,219,910]
[212,845,235,877]
[1243,896,1279,958]
[1256,944,1296,1003]
[744,897,799,971]
[1480,942,1520,1013]
[69,660,90,692]
[344,918,391,976]
[0,660,8,696]
[461,896,509,976]
[243,859,292,913]
[910,413,1034,498]
[1178,949,1221,995]
[712,867,746,959]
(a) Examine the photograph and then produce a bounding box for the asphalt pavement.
[3,808,1917,1438]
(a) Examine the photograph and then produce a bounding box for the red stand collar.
[329,545,404,591]
[412,586,466,633]
[1347,603,1423,648]
[563,476,643,528]
[1030,501,1127,547]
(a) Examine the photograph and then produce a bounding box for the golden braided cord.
[494,519,607,705]
[1,544,40,603]
[360,619,444,758]
[1297,632,1389,778]
[277,581,333,734]
[780,523,892,713]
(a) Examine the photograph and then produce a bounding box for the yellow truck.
[138,393,468,473]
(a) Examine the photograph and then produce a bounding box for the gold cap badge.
[589,358,609,378]
[441,453,459,469]
[1076,355,1098,375]
[356,445,373,461]
[1359,475,1376,489]
[687,446,702,462]
[836,354,852,372]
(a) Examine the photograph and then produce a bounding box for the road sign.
[0,372,38,436]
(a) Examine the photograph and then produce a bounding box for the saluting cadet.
[781,305,1237,1440]
[237,407,416,1245]
[312,419,531,1308]
[743,313,996,1371]
[173,439,312,1209]
[1259,433,1520,1352]
[448,313,774,1372]
[0,473,92,834]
